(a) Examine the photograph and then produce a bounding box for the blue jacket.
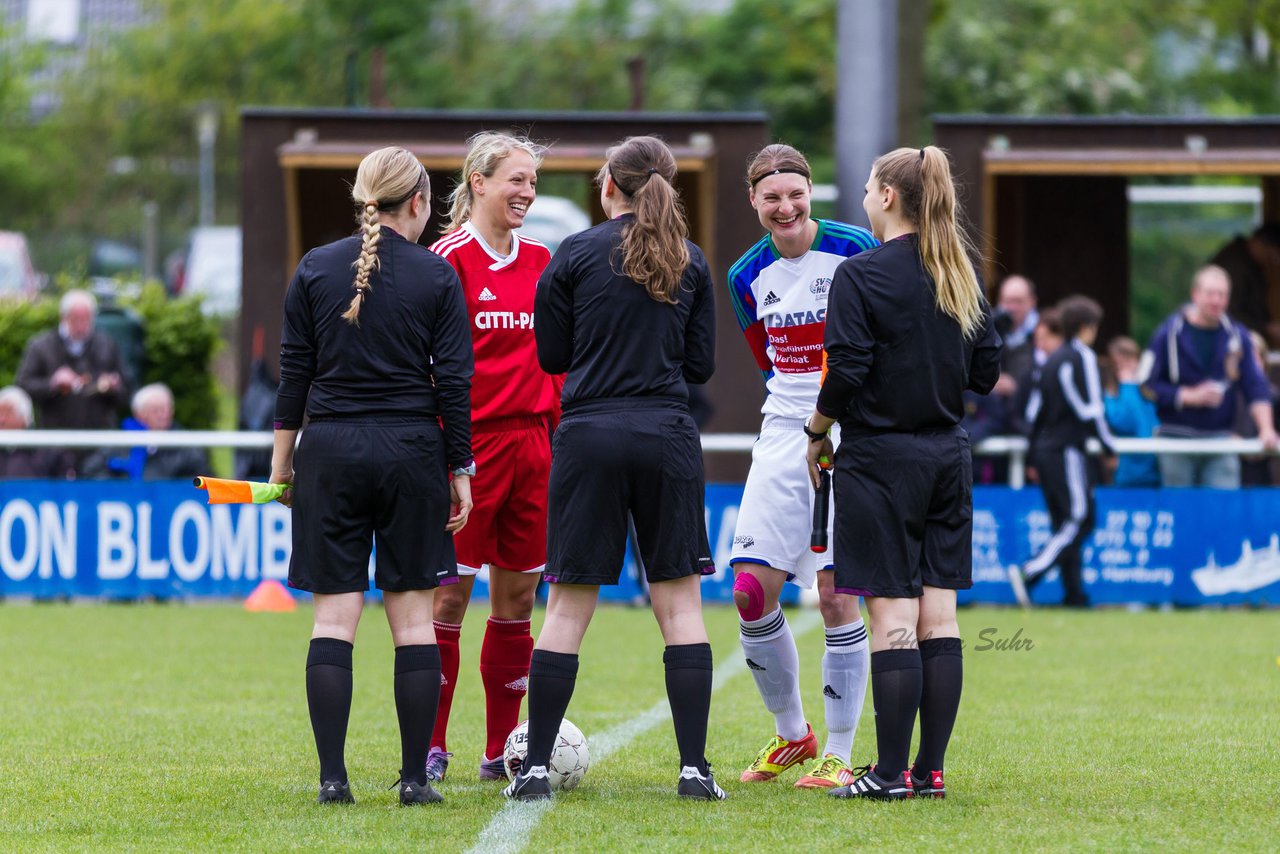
[1103,383,1160,487]
[1143,309,1270,433]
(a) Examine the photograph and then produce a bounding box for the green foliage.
[124,283,221,429]
[0,298,59,388]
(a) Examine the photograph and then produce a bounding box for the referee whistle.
[810,462,832,553]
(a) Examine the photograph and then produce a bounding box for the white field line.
[464,610,822,854]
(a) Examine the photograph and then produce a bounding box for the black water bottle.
[810,466,831,553]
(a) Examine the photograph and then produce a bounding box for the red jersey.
[430,223,560,424]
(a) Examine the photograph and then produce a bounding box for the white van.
[182,226,241,316]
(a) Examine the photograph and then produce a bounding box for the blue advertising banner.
[1,481,1277,606]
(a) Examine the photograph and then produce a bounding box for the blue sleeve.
[1142,323,1179,410]
[1238,325,1272,405]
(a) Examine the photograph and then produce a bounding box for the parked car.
[517,196,591,253]
[172,226,241,316]
[0,231,44,300]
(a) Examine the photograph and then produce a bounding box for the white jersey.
[727,220,877,419]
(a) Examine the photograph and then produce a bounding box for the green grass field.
[1,603,1278,852]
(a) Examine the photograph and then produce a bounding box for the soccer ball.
[503,718,590,791]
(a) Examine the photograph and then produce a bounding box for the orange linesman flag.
[194,476,289,504]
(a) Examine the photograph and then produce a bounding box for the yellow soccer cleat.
[739,723,818,782]
[795,753,855,789]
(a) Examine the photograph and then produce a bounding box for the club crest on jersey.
[478,287,498,302]
[761,290,781,307]
[810,277,832,297]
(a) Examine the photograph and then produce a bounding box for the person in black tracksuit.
[1009,296,1116,609]
[271,146,475,807]
[804,146,1002,801]
[503,135,724,803]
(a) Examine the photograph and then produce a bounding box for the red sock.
[480,617,535,760]
[431,621,462,752]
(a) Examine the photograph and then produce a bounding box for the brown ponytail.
[596,136,690,304]
[342,146,429,326]
[872,145,983,339]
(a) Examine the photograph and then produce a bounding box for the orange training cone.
[244,579,297,612]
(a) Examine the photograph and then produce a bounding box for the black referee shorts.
[545,404,714,586]
[833,426,972,599]
[289,419,457,594]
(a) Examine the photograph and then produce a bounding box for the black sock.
[306,637,354,784]
[912,637,963,774]
[663,643,713,774]
[524,649,579,770]
[394,644,441,787]
[869,648,922,781]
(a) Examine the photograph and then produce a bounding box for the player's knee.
[732,571,765,622]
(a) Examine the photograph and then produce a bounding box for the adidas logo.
[761,290,781,307]
[745,658,766,672]
[478,287,498,301]
[823,684,842,700]
[505,676,530,692]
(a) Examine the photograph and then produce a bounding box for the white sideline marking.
[464,610,822,854]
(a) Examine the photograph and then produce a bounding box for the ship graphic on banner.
[1191,535,1280,596]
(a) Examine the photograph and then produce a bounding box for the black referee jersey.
[816,234,1002,427]
[276,228,474,467]
[535,214,715,411]
[1028,339,1117,454]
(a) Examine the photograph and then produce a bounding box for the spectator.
[1236,330,1280,487]
[83,383,208,481]
[1008,307,1064,438]
[15,289,131,474]
[1102,337,1160,487]
[1209,221,1280,343]
[996,274,1039,350]
[1143,265,1277,488]
[0,386,68,478]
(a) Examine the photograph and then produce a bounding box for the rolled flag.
[194,476,290,504]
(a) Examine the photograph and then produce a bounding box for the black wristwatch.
[802,418,828,442]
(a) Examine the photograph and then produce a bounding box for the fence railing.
[1,430,1274,490]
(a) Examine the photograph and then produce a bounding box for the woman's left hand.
[269,466,294,507]
[805,434,834,490]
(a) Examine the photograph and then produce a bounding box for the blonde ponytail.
[872,146,983,339]
[444,132,545,234]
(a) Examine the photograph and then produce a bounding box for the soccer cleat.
[740,723,819,782]
[317,780,354,804]
[395,778,444,805]
[795,754,854,789]
[677,765,727,801]
[424,748,451,782]
[910,766,945,799]
[829,764,914,800]
[1007,565,1030,608]
[503,765,553,801]
[478,754,507,781]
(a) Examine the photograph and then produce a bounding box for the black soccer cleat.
[394,778,444,805]
[502,765,553,801]
[317,780,354,804]
[829,764,914,800]
[677,765,727,801]
[910,766,946,799]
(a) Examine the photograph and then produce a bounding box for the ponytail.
[343,146,428,326]
[872,146,983,339]
[599,136,690,304]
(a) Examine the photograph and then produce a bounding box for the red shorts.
[454,415,552,574]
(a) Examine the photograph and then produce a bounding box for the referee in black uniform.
[270,146,476,806]
[1009,296,1115,608]
[503,135,724,802]
[804,146,1002,800]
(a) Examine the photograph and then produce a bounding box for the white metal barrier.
[2,430,1274,490]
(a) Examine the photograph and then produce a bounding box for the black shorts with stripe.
[832,426,973,599]
[545,401,715,586]
[288,418,458,594]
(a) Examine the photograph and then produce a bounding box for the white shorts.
[730,415,839,589]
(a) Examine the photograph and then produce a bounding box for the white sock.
[820,619,869,763]
[739,608,807,741]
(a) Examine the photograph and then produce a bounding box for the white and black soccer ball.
[503,718,590,791]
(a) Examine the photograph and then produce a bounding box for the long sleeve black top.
[534,215,715,412]
[275,228,474,468]
[816,234,1002,432]
[1029,338,1117,454]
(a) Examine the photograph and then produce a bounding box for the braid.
[342,201,381,326]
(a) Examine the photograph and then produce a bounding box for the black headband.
[750,167,810,187]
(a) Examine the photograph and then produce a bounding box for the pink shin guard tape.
[733,572,766,622]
